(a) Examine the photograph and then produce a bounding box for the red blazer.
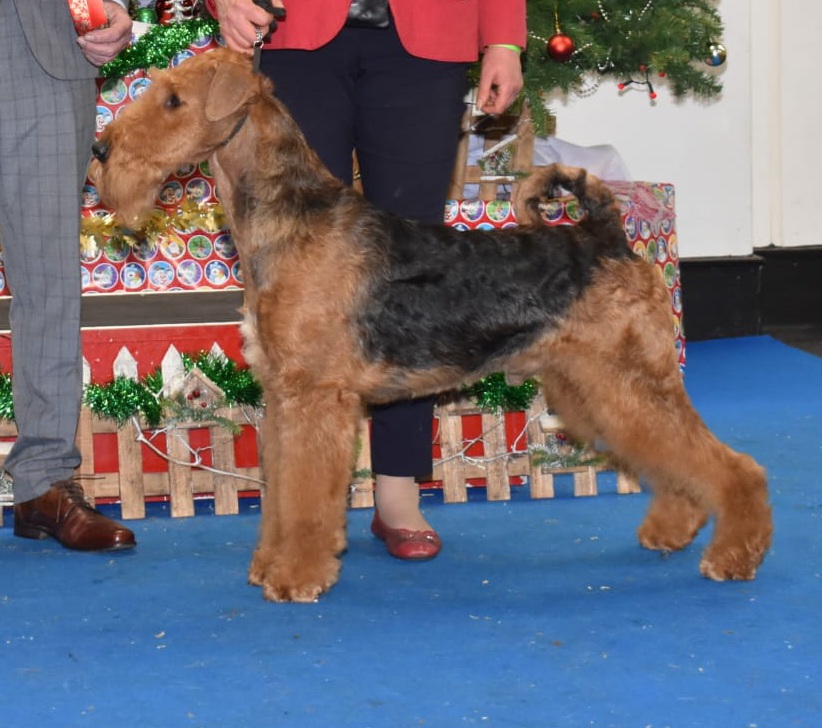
[207,0,527,62]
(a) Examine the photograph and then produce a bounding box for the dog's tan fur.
[90,48,772,602]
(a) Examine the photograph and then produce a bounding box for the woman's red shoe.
[371,510,442,561]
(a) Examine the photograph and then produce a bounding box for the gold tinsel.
[80,197,225,257]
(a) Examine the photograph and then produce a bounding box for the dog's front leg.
[248,394,284,592]
[249,386,361,602]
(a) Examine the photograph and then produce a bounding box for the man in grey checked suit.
[0,0,135,550]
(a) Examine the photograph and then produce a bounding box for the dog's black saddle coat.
[357,212,632,372]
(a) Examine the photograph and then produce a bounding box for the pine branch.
[522,0,725,131]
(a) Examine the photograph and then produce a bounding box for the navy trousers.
[260,22,468,476]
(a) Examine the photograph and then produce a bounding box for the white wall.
[540,0,821,259]
[770,1,822,248]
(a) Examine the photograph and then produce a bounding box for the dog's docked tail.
[513,164,625,243]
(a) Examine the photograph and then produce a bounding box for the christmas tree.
[523,0,725,131]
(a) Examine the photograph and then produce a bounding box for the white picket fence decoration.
[0,343,640,523]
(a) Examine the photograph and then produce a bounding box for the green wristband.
[487,44,522,54]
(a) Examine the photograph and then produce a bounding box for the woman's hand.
[211,0,284,55]
[475,45,524,115]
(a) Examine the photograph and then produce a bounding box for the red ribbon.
[67,0,109,35]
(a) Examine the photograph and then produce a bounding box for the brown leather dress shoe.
[14,480,136,551]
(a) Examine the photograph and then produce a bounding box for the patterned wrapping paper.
[443,182,686,369]
[78,34,242,295]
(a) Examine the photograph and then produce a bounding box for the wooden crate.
[448,102,538,202]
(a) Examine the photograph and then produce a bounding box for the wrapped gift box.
[82,34,238,295]
[443,181,685,369]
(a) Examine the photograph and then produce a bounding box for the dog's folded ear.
[205,57,259,123]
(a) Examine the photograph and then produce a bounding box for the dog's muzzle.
[91,140,110,163]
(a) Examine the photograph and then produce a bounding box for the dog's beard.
[89,158,169,228]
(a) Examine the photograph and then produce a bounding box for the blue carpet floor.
[1,336,820,728]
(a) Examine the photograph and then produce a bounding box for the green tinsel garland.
[0,354,535,426]
[99,17,220,78]
[82,351,263,428]
[462,372,539,413]
[0,373,13,422]
[84,376,163,428]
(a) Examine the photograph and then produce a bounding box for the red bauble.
[546,33,575,63]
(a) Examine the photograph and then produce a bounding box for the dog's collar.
[215,114,249,150]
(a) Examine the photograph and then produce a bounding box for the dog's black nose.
[91,140,110,163]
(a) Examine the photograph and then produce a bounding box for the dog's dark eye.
[165,93,182,109]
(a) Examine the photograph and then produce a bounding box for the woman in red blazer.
[209,0,526,114]
[210,0,526,561]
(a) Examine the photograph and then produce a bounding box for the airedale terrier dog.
[90,48,772,602]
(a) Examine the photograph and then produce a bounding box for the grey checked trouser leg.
[0,1,96,503]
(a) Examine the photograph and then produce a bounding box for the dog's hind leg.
[248,384,361,602]
[542,354,772,580]
[538,262,772,580]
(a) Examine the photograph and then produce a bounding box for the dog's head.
[89,47,269,226]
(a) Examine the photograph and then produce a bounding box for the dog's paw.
[699,540,769,582]
[248,551,341,603]
[637,522,699,553]
[262,581,327,604]
[699,504,772,581]
[699,548,759,581]
[248,547,271,587]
